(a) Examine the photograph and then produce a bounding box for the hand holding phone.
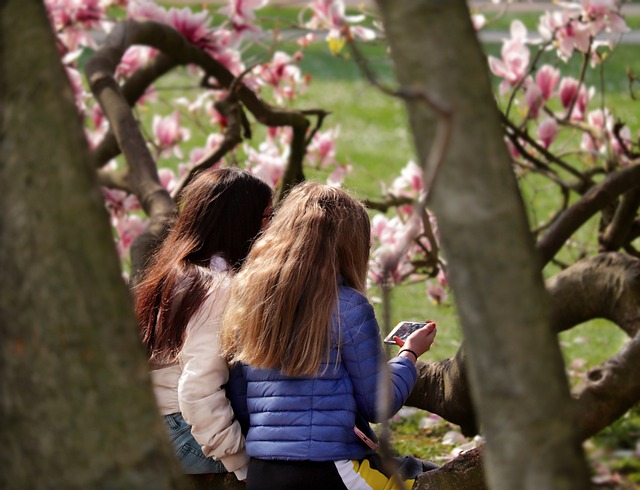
[384,320,437,359]
[383,321,429,345]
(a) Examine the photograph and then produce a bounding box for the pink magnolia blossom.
[369,244,414,286]
[115,215,148,258]
[370,213,392,240]
[580,108,630,165]
[305,0,376,43]
[390,160,424,197]
[46,0,104,31]
[167,7,216,52]
[574,84,593,121]
[588,108,610,130]
[307,127,339,169]
[582,0,629,36]
[84,127,108,150]
[535,64,560,100]
[583,0,617,17]
[218,0,267,44]
[611,124,631,163]
[538,118,559,149]
[116,46,158,78]
[559,77,579,108]
[255,51,306,103]
[327,164,352,187]
[559,77,592,120]
[187,134,225,167]
[102,188,141,218]
[90,103,105,130]
[244,139,288,187]
[524,81,544,120]
[581,131,598,154]
[539,10,591,61]
[57,27,97,51]
[158,168,177,193]
[152,111,191,159]
[581,109,611,154]
[369,214,421,285]
[127,0,168,23]
[488,20,531,94]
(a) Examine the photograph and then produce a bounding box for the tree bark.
[0,2,185,488]
[375,0,591,488]
[414,448,486,490]
[406,253,640,487]
[405,346,477,436]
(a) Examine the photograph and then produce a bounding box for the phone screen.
[383,321,428,345]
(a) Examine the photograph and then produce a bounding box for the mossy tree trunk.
[0,2,185,488]
[375,0,591,489]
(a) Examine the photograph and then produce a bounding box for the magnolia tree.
[44,0,640,487]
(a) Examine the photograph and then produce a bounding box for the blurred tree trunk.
[375,1,591,489]
[0,2,185,488]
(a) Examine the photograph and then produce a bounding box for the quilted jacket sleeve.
[339,288,418,423]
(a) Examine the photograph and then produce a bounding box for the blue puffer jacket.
[232,282,417,462]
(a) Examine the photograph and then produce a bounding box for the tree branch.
[537,164,640,266]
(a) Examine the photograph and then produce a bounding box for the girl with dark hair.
[135,168,272,480]
[221,182,438,489]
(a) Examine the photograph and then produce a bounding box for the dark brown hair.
[135,168,272,363]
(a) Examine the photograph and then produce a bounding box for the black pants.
[247,455,438,489]
[247,459,348,490]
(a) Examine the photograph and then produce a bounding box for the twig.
[347,29,453,488]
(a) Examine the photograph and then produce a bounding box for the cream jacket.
[150,260,248,480]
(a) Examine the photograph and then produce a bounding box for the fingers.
[403,322,438,357]
[393,336,405,347]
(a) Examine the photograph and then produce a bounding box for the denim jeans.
[164,412,227,474]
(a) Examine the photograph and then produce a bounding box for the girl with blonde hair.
[221,182,438,489]
[135,168,272,479]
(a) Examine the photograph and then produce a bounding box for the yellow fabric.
[351,459,416,490]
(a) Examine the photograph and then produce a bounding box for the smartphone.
[354,426,379,450]
[383,321,429,345]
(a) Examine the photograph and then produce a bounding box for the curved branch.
[172,68,255,199]
[546,252,640,337]
[414,447,486,490]
[600,188,640,251]
[536,165,640,266]
[85,19,320,275]
[575,332,640,441]
[90,53,178,168]
[535,252,640,439]
[88,20,313,191]
[501,112,589,188]
[96,167,131,192]
[405,347,477,436]
[408,253,640,486]
[85,25,179,281]
[411,253,640,437]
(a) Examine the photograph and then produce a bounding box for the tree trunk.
[375,1,591,488]
[0,2,185,488]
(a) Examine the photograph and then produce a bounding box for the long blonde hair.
[220,182,371,376]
